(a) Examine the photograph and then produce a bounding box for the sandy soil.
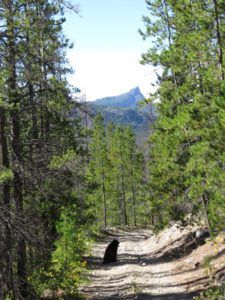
[79,224,225,299]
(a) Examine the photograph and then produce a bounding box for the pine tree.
[87,120,148,228]
[107,125,147,226]
[87,113,110,229]
[0,0,86,297]
[141,0,225,230]
[121,127,146,226]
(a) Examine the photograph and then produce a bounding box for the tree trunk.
[121,173,127,226]
[11,81,27,300]
[5,0,27,298]
[201,193,212,236]
[163,0,178,87]
[25,2,38,141]
[213,0,224,81]
[29,80,38,140]
[102,171,107,230]
[0,107,13,299]
[131,184,136,226]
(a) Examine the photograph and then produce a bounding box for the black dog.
[103,239,120,264]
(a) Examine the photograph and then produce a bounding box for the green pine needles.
[140,0,225,231]
[86,114,149,230]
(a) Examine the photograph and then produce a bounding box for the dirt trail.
[80,224,225,299]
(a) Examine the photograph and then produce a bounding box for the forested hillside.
[1,0,225,299]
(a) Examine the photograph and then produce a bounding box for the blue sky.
[64,0,155,100]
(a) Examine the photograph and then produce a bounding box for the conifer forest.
[1,0,225,299]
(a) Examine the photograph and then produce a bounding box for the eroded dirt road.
[80,224,225,299]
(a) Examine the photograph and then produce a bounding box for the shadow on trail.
[98,234,151,243]
[95,227,153,244]
[86,242,194,269]
[134,290,201,300]
[43,289,201,300]
[89,228,209,271]
[80,227,213,300]
[76,290,201,300]
[118,231,208,266]
[85,245,198,271]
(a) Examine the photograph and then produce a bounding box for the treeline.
[0,1,89,298]
[140,0,225,232]
[86,114,150,230]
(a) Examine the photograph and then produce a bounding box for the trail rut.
[80,224,225,299]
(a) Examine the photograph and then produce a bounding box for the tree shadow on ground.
[82,271,209,295]
[88,228,209,271]
[64,290,201,300]
[80,228,212,300]
[100,232,209,268]
[134,290,201,300]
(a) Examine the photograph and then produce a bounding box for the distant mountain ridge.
[92,87,144,108]
[87,87,156,143]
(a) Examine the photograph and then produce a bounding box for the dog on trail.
[103,239,120,264]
